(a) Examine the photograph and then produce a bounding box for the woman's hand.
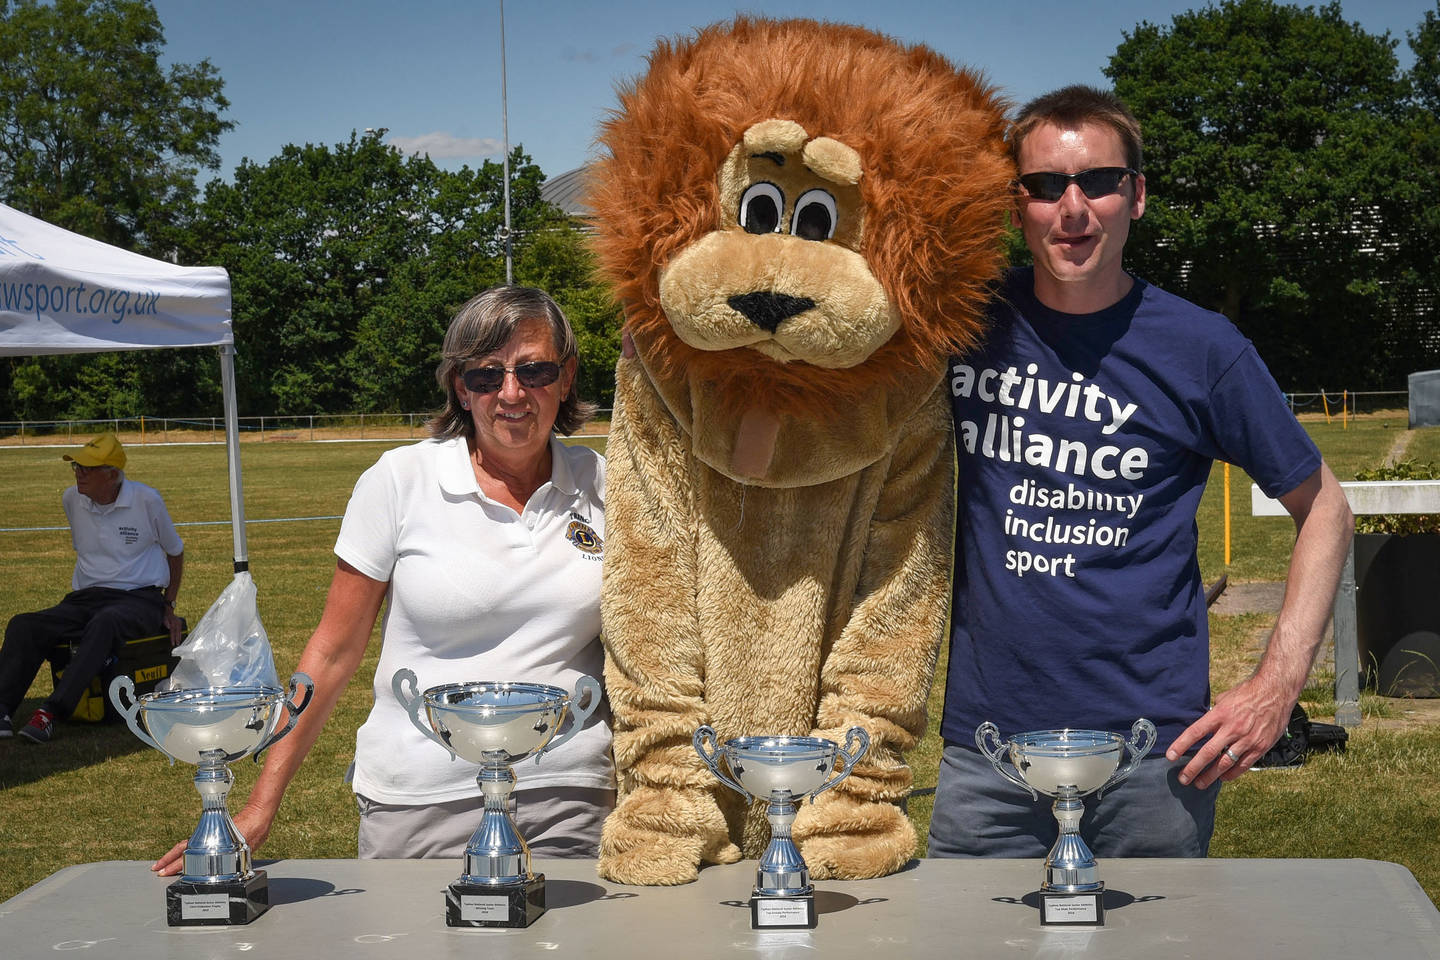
[151,800,276,877]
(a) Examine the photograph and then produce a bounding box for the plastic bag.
[163,571,281,690]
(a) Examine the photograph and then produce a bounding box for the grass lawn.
[1195,413,1415,581]
[2,419,1437,906]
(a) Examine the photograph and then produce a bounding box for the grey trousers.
[356,786,616,860]
[927,741,1219,859]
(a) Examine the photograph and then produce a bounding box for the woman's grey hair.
[428,285,597,440]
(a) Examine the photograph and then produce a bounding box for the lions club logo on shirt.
[566,518,603,557]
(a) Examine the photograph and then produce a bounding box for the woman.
[153,285,612,871]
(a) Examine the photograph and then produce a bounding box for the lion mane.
[588,16,1013,419]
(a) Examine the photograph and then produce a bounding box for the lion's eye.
[739,182,784,235]
[791,189,836,241]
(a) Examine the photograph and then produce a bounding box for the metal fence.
[0,395,1407,446]
[1284,390,1408,417]
[0,411,616,445]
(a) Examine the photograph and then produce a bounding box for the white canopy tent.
[0,201,250,570]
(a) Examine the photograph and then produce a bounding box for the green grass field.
[2,417,1437,905]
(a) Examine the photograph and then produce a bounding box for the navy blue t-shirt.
[942,268,1321,752]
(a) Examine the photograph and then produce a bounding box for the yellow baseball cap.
[63,432,126,470]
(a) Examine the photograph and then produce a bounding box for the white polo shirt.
[338,436,612,805]
[64,475,183,591]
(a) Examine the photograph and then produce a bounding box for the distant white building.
[539,166,592,221]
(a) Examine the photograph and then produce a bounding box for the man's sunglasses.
[462,361,561,394]
[1016,167,1137,202]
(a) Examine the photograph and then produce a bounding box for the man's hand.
[163,552,184,645]
[162,609,184,647]
[1167,675,1293,788]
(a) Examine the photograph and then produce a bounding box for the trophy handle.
[254,671,315,763]
[539,674,602,760]
[811,725,871,801]
[975,721,1038,801]
[693,725,751,801]
[1097,718,1157,799]
[391,668,456,760]
[108,675,167,760]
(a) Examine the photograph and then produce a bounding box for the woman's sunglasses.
[1016,167,1137,202]
[463,361,561,394]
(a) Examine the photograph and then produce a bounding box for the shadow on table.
[993,889,1167,913]
[265,874,621,912]
[267,872,367,906]
[816,889,886,914]
[713,891,889,916]
[549,879,616,909]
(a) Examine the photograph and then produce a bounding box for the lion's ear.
[801,138,862,186]
[743,119,808,154]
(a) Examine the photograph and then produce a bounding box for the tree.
[188,133,560,416]
[0,0,231,423]
[514,223,623,410]
[0,0,230,254]
[1106,0,1413,388]
[1387,4,1440,376]
[1410,4,1440,114]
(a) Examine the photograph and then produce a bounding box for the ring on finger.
[1223,747,1242,764]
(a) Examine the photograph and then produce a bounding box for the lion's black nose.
[727,292,816,333]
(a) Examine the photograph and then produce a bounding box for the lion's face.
[589,17,1014,421]
[659,119,897,371]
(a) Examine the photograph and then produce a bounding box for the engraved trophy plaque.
[393,670,600,928]
[694,724,870,929]
[110,674,313,926]
[976,719,1156,925]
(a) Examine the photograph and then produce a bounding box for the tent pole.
[219,344,249,572]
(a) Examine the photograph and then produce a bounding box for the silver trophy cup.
[694,724,870,929]
[109,673,313,926]
[392,669,600,928]
[976,720,1156,926]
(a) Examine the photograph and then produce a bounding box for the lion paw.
[596,785,740,886]
[792,792,916,880]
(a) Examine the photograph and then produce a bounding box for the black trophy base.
[750,892,817,929]
[166,870,269,926]
[446,874,545,928]
[1039,887,1105,926]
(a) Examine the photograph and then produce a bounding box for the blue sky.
[151,0,1435,183]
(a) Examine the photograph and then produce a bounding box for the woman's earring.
[461,401,470,410]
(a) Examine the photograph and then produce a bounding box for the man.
[0,433,184,743]
[929,86,1353,858]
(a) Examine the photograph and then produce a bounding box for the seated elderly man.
[0,433,184,743]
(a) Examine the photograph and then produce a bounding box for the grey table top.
[3,857,1438,959]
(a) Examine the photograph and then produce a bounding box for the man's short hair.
[1009,85,1143,174]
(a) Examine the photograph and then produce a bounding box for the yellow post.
[1224,462,1231,566]
[1343,390,1348,430]
[1322,391,1331,423]
[140,415,145,443]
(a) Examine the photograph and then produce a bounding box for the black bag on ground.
[1253,703,1348,769]
[48,628,183,723]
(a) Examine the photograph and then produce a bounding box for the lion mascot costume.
[589,17,1012,885]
